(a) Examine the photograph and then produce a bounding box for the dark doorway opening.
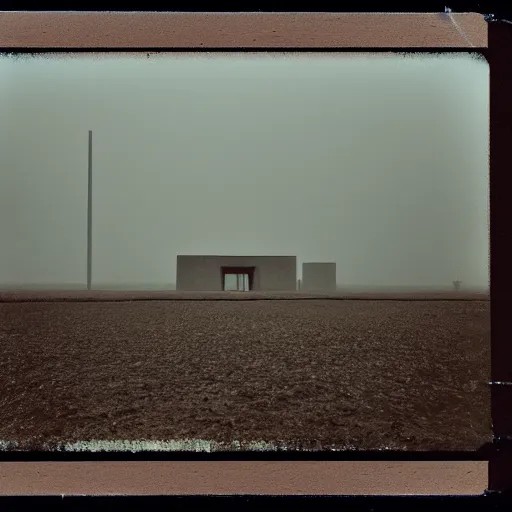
[221,266,255,291]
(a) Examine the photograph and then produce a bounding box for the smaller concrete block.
[302,262,336,292]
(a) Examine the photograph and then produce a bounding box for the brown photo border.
[0,10,509,502]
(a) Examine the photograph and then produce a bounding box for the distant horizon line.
[0,283,490,291]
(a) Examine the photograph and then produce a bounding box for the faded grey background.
[0,53,489,291]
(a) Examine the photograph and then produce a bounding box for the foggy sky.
[0,53,489,290]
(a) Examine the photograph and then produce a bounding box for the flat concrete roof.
[177,255,296,258]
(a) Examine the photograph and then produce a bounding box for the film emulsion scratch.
[0,51,490,455]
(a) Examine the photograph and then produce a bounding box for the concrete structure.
[176,255,297,292]
[302,262,337,292]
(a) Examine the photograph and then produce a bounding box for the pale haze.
[0,53,489,291]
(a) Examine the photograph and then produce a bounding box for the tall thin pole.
[87,130,92,290]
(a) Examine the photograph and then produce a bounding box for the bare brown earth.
[0,294,490,452]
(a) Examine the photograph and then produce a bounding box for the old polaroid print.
[0,52,490,453]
